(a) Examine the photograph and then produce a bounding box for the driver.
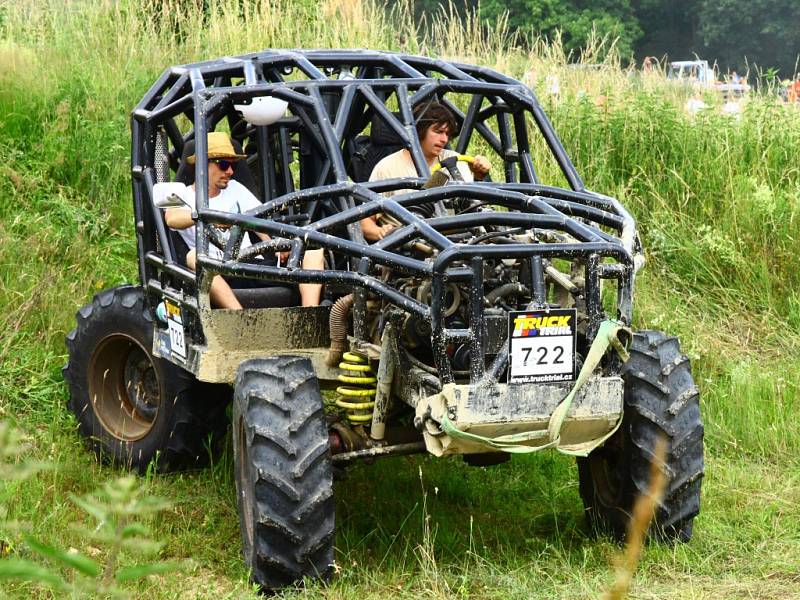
[159,132,323,309]
[361,102,491,241]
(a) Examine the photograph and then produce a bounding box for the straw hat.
[186,132,246,164]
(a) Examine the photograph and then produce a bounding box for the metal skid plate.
[416,376,624,456]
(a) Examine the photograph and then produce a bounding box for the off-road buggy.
[63,49,704,589]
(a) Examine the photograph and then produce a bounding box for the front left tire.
[232,356,335,589]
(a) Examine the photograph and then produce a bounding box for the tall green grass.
[1,1,799,597]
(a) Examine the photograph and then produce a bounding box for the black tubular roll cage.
[130,49,638,385]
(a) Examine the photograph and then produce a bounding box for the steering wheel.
[424,154,486,215]
[429,154,476,184]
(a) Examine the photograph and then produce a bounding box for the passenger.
[159,132,323,309]
[361,102,491,241]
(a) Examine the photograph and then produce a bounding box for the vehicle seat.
[163,136,302,309]
[232,285,300,309]
[349,112,405,182]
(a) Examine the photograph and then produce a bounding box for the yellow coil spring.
[335,352,376,424]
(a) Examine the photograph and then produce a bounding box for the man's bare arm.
[359,215,394,242]
[164,207,194,229]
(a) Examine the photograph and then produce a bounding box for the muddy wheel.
[63,285,229,472]
[233,356,334,590]
[577,330,704,542]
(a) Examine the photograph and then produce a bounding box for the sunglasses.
[211,159,235,171]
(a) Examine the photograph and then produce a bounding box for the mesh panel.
[154,128,167,254]
[155,128,168,183]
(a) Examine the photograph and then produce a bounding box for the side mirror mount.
[235,96,288,126]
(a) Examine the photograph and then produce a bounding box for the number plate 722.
[507,308,577,384]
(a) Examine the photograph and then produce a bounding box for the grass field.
[1,1,799,598]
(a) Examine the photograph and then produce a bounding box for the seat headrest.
[369,112,404,147]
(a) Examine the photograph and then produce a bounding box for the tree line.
[412,0,800,76]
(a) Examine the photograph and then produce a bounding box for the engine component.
[485,282,530,306]
[416,281,461,317]
[402,313,431,349]
[326,293,355,367]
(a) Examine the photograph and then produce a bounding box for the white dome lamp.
[234,95,288,126]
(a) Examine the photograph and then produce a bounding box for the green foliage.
[634,0,800,73]
[479,0,642,58]
[698,0,800,75]
[547,92,800,293]
[633,0,701,62]
[0,422,48,483]
[422,0,800,73]
[0,422,185,597]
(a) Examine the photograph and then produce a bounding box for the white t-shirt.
[155,180,261,260]
[368,149,473,196]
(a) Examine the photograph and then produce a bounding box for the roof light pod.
[235,96,288,126]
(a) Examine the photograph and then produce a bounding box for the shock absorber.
[335,352,376,424]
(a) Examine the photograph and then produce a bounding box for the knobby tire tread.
[578,330,704,543]
[233,356,334,590]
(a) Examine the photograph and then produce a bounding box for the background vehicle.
[668,59,750,98]
[63,49,704,589]
[668,59,716,86]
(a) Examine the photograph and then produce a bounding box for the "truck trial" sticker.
[508,308,577,384]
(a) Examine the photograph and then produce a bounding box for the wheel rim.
[236,416,255,557]
[88,334,160,441]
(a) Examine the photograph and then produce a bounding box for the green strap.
[440,320,630,456]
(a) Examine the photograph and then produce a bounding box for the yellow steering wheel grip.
[430,154,475,174]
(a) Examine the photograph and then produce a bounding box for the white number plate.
[165,300,186,359]
[508,309,577,384]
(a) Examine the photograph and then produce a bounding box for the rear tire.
[233,356,335,589]
[63,285,230,472]
[577,330,704,542]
